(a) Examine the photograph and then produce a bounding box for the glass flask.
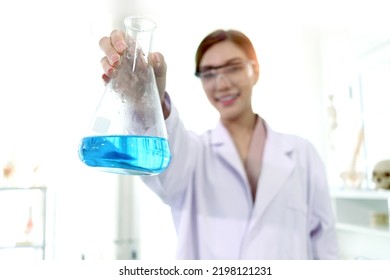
[78,16,171,176]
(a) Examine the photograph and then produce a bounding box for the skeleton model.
[372,160,390,190]
[339,127,364,188]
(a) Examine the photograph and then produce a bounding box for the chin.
[219,108,241,122]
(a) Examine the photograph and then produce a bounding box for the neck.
[221,111,259,163]
[222,111,257,136]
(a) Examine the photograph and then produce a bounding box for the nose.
[215,72,231,89]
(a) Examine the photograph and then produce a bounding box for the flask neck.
[124,16,156,60]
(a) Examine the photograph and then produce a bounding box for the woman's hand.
[99,30,167,104]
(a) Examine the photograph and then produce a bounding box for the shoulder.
[266,122,314,148]
[266,122,322,162]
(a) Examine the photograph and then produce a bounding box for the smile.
[215,93,240,105]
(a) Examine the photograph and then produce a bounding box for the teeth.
[217,94,237,102]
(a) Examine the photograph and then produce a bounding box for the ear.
[252,62,260,85]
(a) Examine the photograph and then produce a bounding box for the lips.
[215,93,240,105]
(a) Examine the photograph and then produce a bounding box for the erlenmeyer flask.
[78,16,171,176]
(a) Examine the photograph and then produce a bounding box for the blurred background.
[0,0,389,260]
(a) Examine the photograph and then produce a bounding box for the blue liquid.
[79,135,171,175]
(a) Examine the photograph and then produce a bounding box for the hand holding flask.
[78,16,171,176]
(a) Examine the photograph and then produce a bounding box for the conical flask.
[78,16,171,176]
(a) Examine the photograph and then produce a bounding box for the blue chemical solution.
[79,135,171,175]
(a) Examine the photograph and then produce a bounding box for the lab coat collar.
[254,121,295,216]
[210,118,295,215]
[210,120,249,194]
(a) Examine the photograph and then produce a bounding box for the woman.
[99,29,339,259]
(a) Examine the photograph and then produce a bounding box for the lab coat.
[142,103,339,260]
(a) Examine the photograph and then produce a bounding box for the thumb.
[149,52,167,100]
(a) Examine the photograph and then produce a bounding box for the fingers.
[99,31,168,97]
[102,73,111,85]
[148,52,167,100]
[99,30,127,80]
[109,29,127,53]
[149,52,167,78]
[99,30,126,65]
[99,30,126,54]
[101,56,114,77]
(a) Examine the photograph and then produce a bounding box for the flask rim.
[124,16,157,32]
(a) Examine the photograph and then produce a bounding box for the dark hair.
[195,29,259,75]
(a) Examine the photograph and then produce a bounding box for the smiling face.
[199,40,259,122]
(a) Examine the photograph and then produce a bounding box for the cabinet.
[0,186,47,260]
[331,188,390,259]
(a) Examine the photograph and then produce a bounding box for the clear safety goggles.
[195,59,255,89]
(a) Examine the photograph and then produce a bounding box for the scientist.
[99,28,339,259]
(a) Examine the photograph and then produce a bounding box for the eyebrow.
[199,58,245,72]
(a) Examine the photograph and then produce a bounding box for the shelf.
[331,187,390,259]
[331,188,390,200]
[336,223,390,239]
[0,243,44,250]
[0,186,47,259]
[0,186,47,192]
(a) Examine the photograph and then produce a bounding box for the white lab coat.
[142,103,339,260]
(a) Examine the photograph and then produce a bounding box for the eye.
[225,63,245,74]
[200,70,216,80]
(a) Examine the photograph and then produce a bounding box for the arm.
[141,95,200,208]
[307,144,340,259]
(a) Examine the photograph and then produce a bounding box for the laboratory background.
[0,0,389,260]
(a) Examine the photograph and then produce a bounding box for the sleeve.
[141,95,200,208]
[307,143,340,259]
